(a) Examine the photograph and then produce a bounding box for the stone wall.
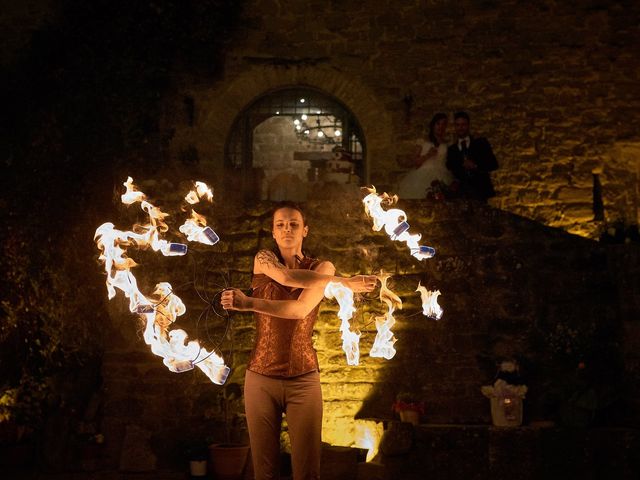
[165,0,640,239]
[96,177,639,469]
[88,0,640,471]
[253,116,312,200]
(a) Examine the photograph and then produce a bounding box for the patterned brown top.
[247,256,321,378]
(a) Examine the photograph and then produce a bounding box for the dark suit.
[446,137,498,200]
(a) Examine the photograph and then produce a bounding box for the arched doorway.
[224,87,365,202]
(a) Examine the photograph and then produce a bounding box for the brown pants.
[244,370,323,480]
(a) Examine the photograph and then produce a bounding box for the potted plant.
[481,359,528,427]
[208,382,250,480]
[392,392,425,426]
[548,359,622,428]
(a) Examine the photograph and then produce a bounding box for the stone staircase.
[324,424,640,480]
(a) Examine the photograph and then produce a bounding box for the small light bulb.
[335,130,341,136]
[294,119,300,125]
[304,130,310,135]
[276,111,280,115]
[317,131,324,138]
[317,109,322,114]
[301,114,307,120]
[296,125,301,131]
[299,98,306,103]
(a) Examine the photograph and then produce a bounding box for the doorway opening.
[224,87,365,202]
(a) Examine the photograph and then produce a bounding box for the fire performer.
[221,202,377,480]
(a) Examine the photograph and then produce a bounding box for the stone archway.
[174,64,395,189]
[225,86,367,202]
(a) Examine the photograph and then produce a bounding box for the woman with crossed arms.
[221,202,377,479]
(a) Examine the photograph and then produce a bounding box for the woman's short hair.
[453,111,470,122]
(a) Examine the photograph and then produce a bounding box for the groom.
[446,111,498,201]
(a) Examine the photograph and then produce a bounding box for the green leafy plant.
[0,226,102,436]
[554,359,622,427]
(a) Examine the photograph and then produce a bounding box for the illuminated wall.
[165,0,639,239]
[99,186,636,467]
[93,0,640,468]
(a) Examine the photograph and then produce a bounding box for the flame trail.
[416,283,443,320]
[179,210,220,246]
[324,282,360,365]
[354,419,384,462]
[185,181,214,204]
[369,272,400,360]
[95,177,229,384]
[118,177,186,256]
[362,186,436,260]
[180,181,220,246]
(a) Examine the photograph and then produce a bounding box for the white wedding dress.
[397,140,453,199]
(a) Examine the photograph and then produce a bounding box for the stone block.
[489,427,538,479]
[554,186,591,203]
[357,461,387,480]
[321,444,359,480]
[379,421,413,456]
[563,203,595,222]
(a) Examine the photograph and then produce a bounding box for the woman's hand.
[221,288,252,311]
[424,146,438,159]
[415,147,438,167]
[342,275,378,293]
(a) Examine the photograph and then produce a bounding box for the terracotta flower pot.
[208,443,250,480]
[399,410,420,426]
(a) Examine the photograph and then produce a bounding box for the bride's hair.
[428,112,448,146]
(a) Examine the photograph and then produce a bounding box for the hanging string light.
[293,107,343,146]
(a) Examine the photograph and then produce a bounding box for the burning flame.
[362,186,436,260]
[94,177,229,384]
[416,283,443,320]
[180,182,220,245]
[185,181,213,204]
[369,272,400,360]
[122,176,146,204]
[324,282,360,366]
[354,419,384,462]
[179,210,220,246]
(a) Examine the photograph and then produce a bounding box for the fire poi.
[94,177,230,384]
[369,272,401,360]
[362,186,445,321]
[362,186,436,260]
[417,283,443,320]
[324,282,360,365]
[95,179,444,382]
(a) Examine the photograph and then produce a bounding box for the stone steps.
[5,424,638,479]
[326,424,640,480]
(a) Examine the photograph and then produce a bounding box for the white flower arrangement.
[481,379,528,400]
[481,359,528,426]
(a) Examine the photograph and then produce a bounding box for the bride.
[398,112,453,199]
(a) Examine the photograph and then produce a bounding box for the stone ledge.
[359,423,640,480]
